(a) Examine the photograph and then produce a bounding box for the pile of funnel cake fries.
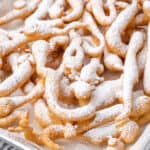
[0,0,150,149]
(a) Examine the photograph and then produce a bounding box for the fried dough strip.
[106,0,138,57]
[62,0,84,22]
[0,81,44,117]
[0,0,41,25]
[117,31,144,120]
[89,0,117,26]
[0,60,33,97]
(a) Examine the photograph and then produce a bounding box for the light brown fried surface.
[0,0,150,150]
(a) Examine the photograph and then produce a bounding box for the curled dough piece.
[62,0,84,22]
[83,123,119,144]
[45,71,122,121]
[45,69,95,122]
[78,93,150,133]
[43,123,76,139]
[0,110,28,128]
[25,19,64,37]
[70,80,92,101]
[105,0,138,57]
[41,123,76,150]
[117,31,144,120]
[32,36,83,78]
[59,76,74,101]
[0,0,41,25]
[143,23,150,95]
[80,58,104,85]
[32,40,51,77]
[25,20,86,39]
[0,60,33,97]
[77,104,123,133]
[48,0,65,19]
[13,124,64,150]
[0,81,44,117]
[49,35,69,52]
[23,81,35,94]
[84,119,139,145]
[89,0,117,26]
[104,48,123,72]
[26,0,53,21]
[82,11,105,57]
[32,36,68,77]
[63,36,84,78]
[130,95,150,118]
[34,99,52,128]
[129,123,150,150]
[116,118,140,143]
[0,31,30,58]
[25,0,65,38]
[106,137,125,150]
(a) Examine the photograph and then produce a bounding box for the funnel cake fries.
[49,35,69,51]
[0,31,28,58]
[0,81,44,117]
[62,0,84,22]
[70,81,92,101]
[63,36,84,79]
[106,137,125,150]
[116,118,140,144]
[45,73,122,121]
[82,11,105,57]
[0,0,149,149]
[129,124,150,150]
[0,59,33,97]
[32,40,51,77]
[77,104,123,133]
[0,110,28,129]
[41,123,76,149]
[25,0,53,24]
[25,20,86,39]
[16,123,76,150]
[106,0,138,57]
[83,119,139,145]
[89,0,117,26]
[117,31,144,120]
[83,123,119,144]
[0,0,41,25]
[59,76,74,101]
[104,48,123,72]
[25,0,85,38]
[48,0,66,19]
[80,58,104,85]
[34,99,52,128]
[8,52,20,72]
[77,93,150,133]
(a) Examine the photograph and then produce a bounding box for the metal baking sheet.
[0,129,43,150]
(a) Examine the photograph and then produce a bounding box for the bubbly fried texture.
[0,0,149,150]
